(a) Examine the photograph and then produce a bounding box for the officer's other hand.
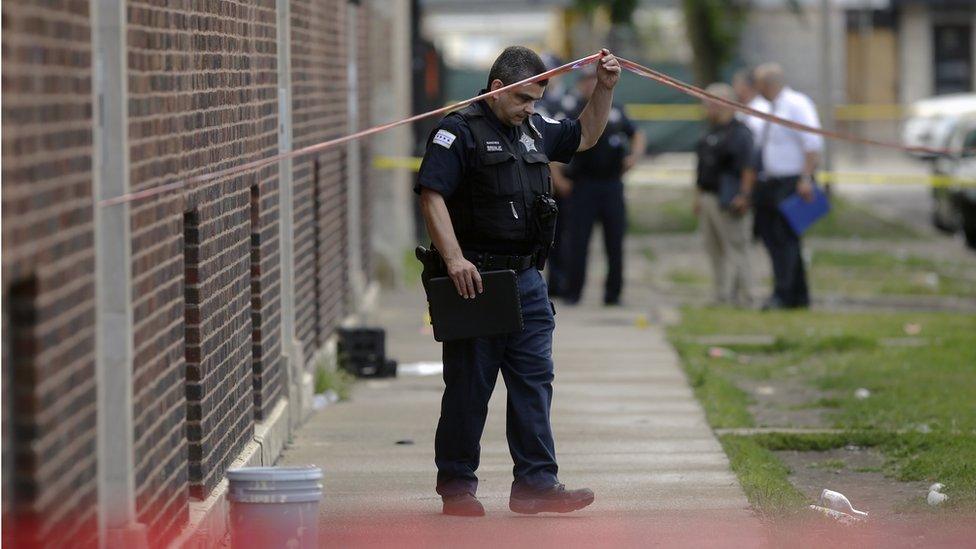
[446,257,483,299]
[797,177,815,202]
[597,49,620,89]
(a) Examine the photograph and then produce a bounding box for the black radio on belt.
[532,194,559,270]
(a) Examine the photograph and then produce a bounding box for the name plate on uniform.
[425,270,523,342]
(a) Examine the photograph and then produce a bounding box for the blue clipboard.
[777,185,830,235]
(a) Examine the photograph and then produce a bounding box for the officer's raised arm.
[577,49,621,151]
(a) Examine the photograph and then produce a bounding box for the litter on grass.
[927,490,949,506]
[707,347,735,359]
[927,482,948,506]
[903,323,923,335]
[809,489,868,524]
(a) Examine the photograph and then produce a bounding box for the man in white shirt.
[732,68,771,140]
[752,63,823,309]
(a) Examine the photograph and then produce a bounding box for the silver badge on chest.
[519,132,538,153]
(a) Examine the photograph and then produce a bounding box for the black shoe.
[442,493,485,517]
[509,483,595,514]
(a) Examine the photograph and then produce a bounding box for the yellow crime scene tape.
[371,156,976,188]
[376,100,974,187]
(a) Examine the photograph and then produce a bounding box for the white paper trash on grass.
[809,489,868,524]
[927,483,948,506]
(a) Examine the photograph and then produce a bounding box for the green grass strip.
[719,435,809,518]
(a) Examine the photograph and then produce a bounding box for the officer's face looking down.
[486,80,546,127]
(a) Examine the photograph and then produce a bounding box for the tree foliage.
[573,0,639,25]
[682,0,747,86]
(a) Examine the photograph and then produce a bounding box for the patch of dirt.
[777,446,931,518]
[736,376,833,429]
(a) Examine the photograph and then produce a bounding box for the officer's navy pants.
[435,268,559,497]
[546,196,570,297]
[566,177,626,304]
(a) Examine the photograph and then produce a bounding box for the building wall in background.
[358,3,374,284]
[126,0,284,540]
[899,3,976,102]
[291,0,350,368]
[739,6,848,106]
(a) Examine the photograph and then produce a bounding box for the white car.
[902,94,976,159]
[932,118,976,250]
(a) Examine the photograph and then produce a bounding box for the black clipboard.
[425,269,523,342]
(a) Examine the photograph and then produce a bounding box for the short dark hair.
[486,46,548,88]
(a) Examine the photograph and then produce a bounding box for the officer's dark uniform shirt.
[415,96,582,254]
[563,99,635,181]
[695,118,754,193]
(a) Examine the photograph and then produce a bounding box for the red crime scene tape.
[99,51,954,208]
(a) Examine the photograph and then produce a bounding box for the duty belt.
[463,250,537,272]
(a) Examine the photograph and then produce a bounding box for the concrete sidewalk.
[280,279,764,546]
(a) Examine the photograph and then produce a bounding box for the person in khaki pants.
[693,83,756,307]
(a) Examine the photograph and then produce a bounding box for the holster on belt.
[414,245,445,291]
[532,194,559,270]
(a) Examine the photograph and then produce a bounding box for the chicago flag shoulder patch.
[432,129,456,149]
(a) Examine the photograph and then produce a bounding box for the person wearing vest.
[694,83,756,307]
[414,46,620,517]
[560,64,645,306]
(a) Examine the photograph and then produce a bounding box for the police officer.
[562,65,645,305]
[415,46,620,516]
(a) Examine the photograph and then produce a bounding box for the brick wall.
[291,0,350,366]
[357,3,374,283]
[1,0,98,546]
[251,172,285,420]
[126,0,280,540]
[2,0,379,545]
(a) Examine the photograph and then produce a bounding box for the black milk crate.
[337,327,394,378]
